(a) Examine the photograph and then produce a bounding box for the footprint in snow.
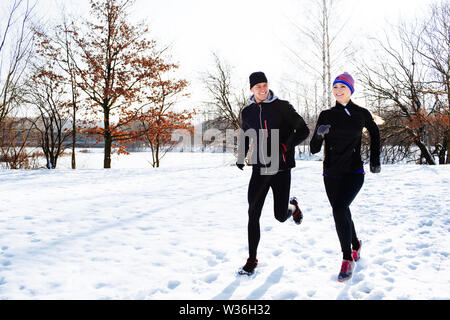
[356,281,374,294]
[408,262,420,270]
[385,277,395,283]
[352,273,365,284]
[373,257,389,265]
[95,283,108,289]
[206,256,218,267]
[168,280,180,289]
[307,290,316,298]
[383,246,394,253]
[208,249,227,261]
[272,249,282,257]
[203,273,219,284]
[275,290,298,300]
[368,290,385,300]
[2,260,12,267]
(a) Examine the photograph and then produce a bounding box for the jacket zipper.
[344,108,351,116]
[258,104,267,166]
[280,143,287,163]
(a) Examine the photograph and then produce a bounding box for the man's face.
[251,82,269,103]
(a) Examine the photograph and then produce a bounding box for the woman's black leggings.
[247,168,292,260]
[324,173,364,260]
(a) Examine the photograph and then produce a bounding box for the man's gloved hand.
[236,162,244,170]
[370,164,381,173]
[317,124,331,138]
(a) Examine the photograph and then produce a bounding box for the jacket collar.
[250,90,278,104]
[336,99,353,108]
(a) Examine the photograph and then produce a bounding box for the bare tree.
[0,0,37,167]
[0,0,36,127]
[416,1,450,163]
[34,15,81,169]
[358,1,449,165]
[201,53,247,130]
[27,65,71,169]
[358,22,438,165]
[285,0,355,111]
[0,115,40,169]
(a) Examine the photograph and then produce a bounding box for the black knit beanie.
[249,72,268,89]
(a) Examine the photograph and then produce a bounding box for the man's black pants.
[247,168,292,260]
[324,173,364,260]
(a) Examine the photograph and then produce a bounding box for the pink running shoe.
[352,240,362,262]
[338,260,355,282]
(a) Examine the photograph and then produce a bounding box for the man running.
[236,71,310,275]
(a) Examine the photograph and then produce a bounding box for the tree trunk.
[104,132,112,168]
[50,153,56,169]
[438,140,446,164]
[324,0,332,109]
[104,109,112,169]
[156,142,160,168]
[445,130,450,164]
[415,139,436,165]
[322,0,327,110]
[446,76,450,164]
[71,101,76,169]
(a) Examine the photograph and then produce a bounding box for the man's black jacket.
[310,100,381,176]
[238,91,309,171]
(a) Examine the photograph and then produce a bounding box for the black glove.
[317,124,331,138]
[370,164,381,173]
[236,162,244,170]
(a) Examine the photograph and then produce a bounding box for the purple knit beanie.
[333,72,354,94]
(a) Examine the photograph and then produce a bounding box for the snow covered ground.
[0,150,448,300]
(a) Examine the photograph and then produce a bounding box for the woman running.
[310,72,381,282]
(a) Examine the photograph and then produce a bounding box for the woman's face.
[332,83,352,104]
